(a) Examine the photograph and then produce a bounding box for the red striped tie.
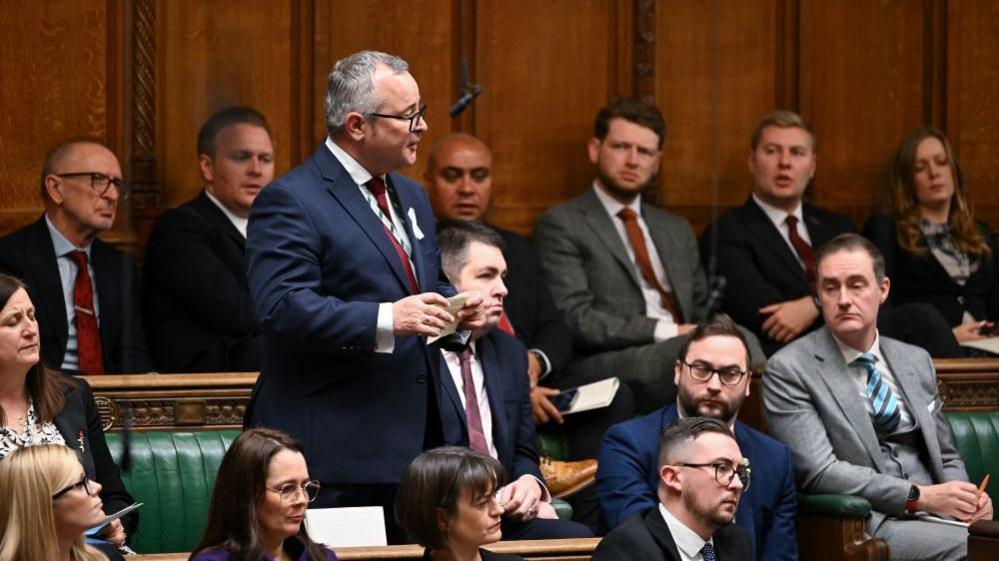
[68,251,105,375]
[365,177,419,294]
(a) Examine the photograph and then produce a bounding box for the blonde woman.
[0,444,120,561]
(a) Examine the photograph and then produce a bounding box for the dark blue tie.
[700,542,717,561]
[854,353,901,434]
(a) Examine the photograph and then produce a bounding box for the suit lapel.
[314,146,413,294]
[478,336,509,456]
[386,174,425,290]
[25,219,70,354]
[880,340,945,475]
[642,507,683,561]
[438,352,465,430]
[194,191,245,249]
[814,329,885,470]
[742,199,808,285]
[580,190,643,289]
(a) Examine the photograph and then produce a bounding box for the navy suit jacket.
[0,216,152,374]
[144,191,262,372]
[597,404,798,561]
[244,144,455,486]
[439,329,542,482]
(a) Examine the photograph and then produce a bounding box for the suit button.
[416,375,427,384]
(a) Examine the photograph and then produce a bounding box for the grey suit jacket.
[763,326,968,531]
[534,187,707,353]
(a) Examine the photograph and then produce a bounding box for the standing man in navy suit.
[243,50,483,543]
[597,314,797,560]
[435,219,592,540]
[0,139,152,375]
[144,106,274,372]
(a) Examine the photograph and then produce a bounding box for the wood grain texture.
[0,1,111,232]
[156,0,295,209]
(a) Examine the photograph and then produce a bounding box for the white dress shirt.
[45,214,100,372]
[831,331,915,431]
[325,137,417,354]
[592,183,679,340]
[752,194,812,267]
[659,503,716,561]
[204,190,248,238]
[441,342,498,459]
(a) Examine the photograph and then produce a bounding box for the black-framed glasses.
[679,359,748,386]
[677,459,752,491]
[52,476,95,500]
[266,480,321,502]
[366,104,427,132]
[55,172,131,199]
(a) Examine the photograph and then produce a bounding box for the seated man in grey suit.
[764,233,992,560]
[535,97,764,412]
[592,416,752,561]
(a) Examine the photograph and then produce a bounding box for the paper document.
[306,506,387,547]
[959,336,999,355]
[552,377,620,415]
[914,512,969,528]
[86,502,143,535]
[426,293,468,344]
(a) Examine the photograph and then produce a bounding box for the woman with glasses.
[395,447,526,561]
[0,443,123,561]
[0,273,135,549]
[865,126,999,344]
[189,428,335,561]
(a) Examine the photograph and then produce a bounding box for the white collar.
[752,193,804,230]
[658,503,713,559]
[203,190,248,238]
[831,330,884,366]
[325,136,380,187]
[592,181,642,219]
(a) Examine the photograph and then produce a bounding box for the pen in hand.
[978,474,990,496]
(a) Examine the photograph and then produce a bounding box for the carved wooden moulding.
[94,397,249,431]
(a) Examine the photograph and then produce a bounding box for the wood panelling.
[315,0,456,184]
[477,0,624,235]
[0,1,116,233]
[799,0,927,224]
[655,0,778,220]
[947,0,999,219]
[0,1,997,245]
[156,0,297,209]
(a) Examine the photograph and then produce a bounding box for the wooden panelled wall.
[1,0,997,251]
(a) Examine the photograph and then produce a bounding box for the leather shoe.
[540,456,598,499]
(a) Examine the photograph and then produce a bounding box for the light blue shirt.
[44,214,100,372]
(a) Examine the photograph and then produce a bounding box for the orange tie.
[616,208,683,323]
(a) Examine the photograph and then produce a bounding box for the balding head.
[40,139,123,247]
[423,133,493,222]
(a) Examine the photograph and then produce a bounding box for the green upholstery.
[537,429,571,461]
[106,430,240,553]
[798,493,873,518]
[946,411,999,520]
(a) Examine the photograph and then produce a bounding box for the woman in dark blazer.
[396,447,526,561]
[0,273,136,547]
[865,126,999,344]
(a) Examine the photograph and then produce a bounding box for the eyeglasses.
[677,459,752,491]
[366,104,427,132]
[55,172,131,199]
[679,359,748,386]
[52,476,95,500]
[266,480,321,502]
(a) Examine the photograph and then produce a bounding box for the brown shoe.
[540,456,598,499]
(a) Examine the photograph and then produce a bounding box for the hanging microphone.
[449,85,482,117]
[704,257,727,319]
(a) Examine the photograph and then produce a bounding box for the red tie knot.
[69,250,89,268]
[366,176,387,197]
[616,208,638,222]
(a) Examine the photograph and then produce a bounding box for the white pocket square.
[408,208,425,240]
[927,399,937,412]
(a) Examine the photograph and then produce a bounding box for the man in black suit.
[435,219,592,540]
[701,110,962,358]
[0,139,152,374]
[592,416,752,561]
[143,106,274,372]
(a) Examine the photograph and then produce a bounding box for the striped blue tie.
[854,353,901,434]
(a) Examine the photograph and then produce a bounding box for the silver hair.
[325,50,409,138]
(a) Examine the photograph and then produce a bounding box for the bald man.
[0,139,152,374]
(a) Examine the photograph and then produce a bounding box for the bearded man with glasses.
[597,314,798,560]
[593,416,752,561]
[0,139,152,375]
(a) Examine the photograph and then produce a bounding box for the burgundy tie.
[785,215,815,285]
[365,177,419,294]
[458,349,489,454]
[616,208,683,322]
[68,251,105,375]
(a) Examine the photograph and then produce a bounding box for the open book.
[551,377,621,415]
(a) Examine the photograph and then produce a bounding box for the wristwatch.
[905,485,920,513]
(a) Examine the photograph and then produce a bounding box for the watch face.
[908,486,920,500]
